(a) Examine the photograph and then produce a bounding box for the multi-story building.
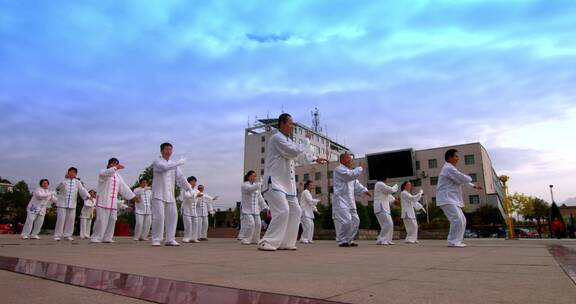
[0,178,14,194]
[293,142,503,212]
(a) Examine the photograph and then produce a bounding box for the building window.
[260,169,264,176]
[412,179,422,187]
[428,159,437,169]
[328,171,333,179]
[469,173,477,183]
[430,176,438,186]
[465,154,475,165]
[469,195,480,204]
[415,161,420,170]
[261,147,265,153]
[261,136,265,142]
[295,175,299,182]
[315,172,321,180]
[303,173,310,181]
[315,187,322,194]
[260,158,265,164]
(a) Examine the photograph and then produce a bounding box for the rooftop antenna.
[312,107,322,132]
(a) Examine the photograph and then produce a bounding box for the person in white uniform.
[373,177,398,245]
[21,179,58,240]
[240,170,269,245]
[91,158,139,243]
[196,184,218,241]
[299,180,321,244]
[400,181,423,244]
[258,113,327,251]
[437,149,483,248]
[181,176,202,243]
[54,167,90,241]
[151,142,193,247]
[133,179,152,241]
[79,190,96,239]
[333,153,371,247]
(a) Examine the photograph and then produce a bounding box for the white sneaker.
[448,243,467,248]
[192,239,200,243]
[258,242,277,251]
[102,239,115,243]
[165,241,180,246]
[152,241,161,247]
[278,246,298,251]
[142,238,149,241]
[31,236,40,240]
[65,237,74,241]
[90,239,102,243]
[388,241,396,245]
[182,239,191,243]
[54,237,61,241]
[133,238,139,241]
[240,240,251,245]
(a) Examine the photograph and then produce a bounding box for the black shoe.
[350,243,359,247]
[339,243,350,247]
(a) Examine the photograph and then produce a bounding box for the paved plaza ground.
[1,235,575,303]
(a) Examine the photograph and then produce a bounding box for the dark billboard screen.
[366,150,415,180]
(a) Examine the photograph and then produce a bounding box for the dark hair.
[278,113,292,127]
[303,180,313,191]
[445,149,458,161]
[67,167,78,173]
[378,175,388,182]
[244,170,256,182]
[187,176,197,183]
[39,179,49,186]
[401,181,411,191]
[89,190,97,194]
[160,142,173,151]
[197,184,204,189]
[139,179,148,184]
[107,158,119,166]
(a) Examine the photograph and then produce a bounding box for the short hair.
[378,175,388,182]
[160,142,173,151]
[303,180,313,191]
[89,190,97,195]
[244,170,256,182]
[278,113,292,127]
[340,153,351,162]
[139,179,148,184]
[39,179,49,186]
[107,158,119,166]
[197,184,204,189]
[187,176,197,183]
[67,167,78,174]
[400,181,411,191]
[445,149,458,161]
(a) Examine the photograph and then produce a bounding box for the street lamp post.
[499,175,515,240]
[549,185,555,203]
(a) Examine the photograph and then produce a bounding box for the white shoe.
[54,237,61,241]
[405,241,418,244]
[192,240,200,243]
[448,243,467,248]
[182,239,191,243]
[21,235,29,240]
[299,239,309,244]
[388,241,396,245]
[142,238,149,241]
[165,241,180,246]
[31,236,40,240]
[133,238,139,241]
[240,240,251,245]
[278,246,298,251]
[102,239,115,243]
[90,239,102,243]
[65,237,74,241]
[152,241,161,247]
[258,242,277,251]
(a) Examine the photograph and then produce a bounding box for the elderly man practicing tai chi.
[258,113,327,251]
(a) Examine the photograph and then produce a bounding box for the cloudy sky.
[1,0,575,208]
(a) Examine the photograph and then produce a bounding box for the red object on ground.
[115,222,130,236]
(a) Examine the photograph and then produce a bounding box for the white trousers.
[21,213,45,238]
[376,212,394,243]
[241,214,262,244]
[79,218,93,239]
[182,215,199,241]
[403,218,418,242]
[238,215,248,240]
[151,199,178,243]
[300,216,315,242]
[134,214,152,240]
[259,190,301,249]
[199,216,209,239]
[54,208,76,238]
[440,204,467,245]
[91,207,117,242]
[333,208,360,245]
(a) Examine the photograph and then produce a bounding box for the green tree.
[0,181,31,224]
[550,202,566,238]
[356,202,370,229]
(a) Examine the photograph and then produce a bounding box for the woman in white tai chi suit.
[21,179,57,239]
[240,170,269,245]
[373,177,398,245]
[195,184,218,241]
[181,176,202,243]
[79,190,96,239]
[299,180,320,244]
[133,179,152,241]
[400,181,423,244]
[258,113,326,251]
[54,167,90,241]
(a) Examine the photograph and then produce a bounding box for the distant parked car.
[464,229,478,238]
[515,228,539,238]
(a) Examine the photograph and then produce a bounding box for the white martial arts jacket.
[300,189,320,219]
[96,168,136,210]
[181,188,201,217]
[436,163,475,208]
[332,164,368,210]
[83,198,95,208]
[196,194,215,217]
[151,157,192,203]
[56,178,90,209]
[262,131,316,197]
[133,187,152,215]
[373,182,398,215]
[401,190,423,219]
[241,182,268,215]
[27,188,57,216]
